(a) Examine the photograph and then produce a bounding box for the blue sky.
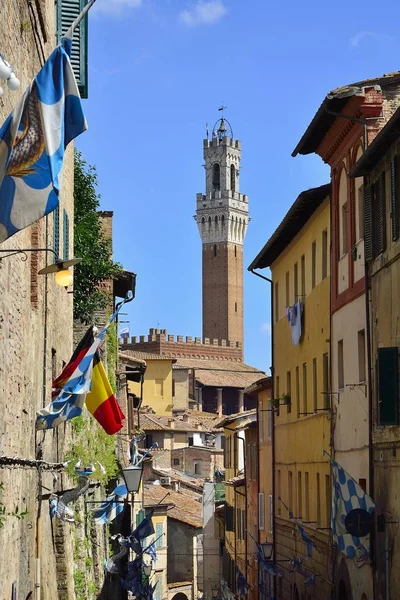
[77,0,400,372]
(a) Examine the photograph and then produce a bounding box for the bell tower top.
[195,113,250,246]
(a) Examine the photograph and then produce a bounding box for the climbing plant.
[73,150,122,323]
[64,416,119,486]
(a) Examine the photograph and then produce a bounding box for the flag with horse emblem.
[0,36,86,241]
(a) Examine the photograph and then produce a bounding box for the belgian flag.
[85,352,125,435]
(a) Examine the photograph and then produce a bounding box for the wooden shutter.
[364,185,373,261]
[391,156,399,241]
[155,523,163,547]
[378,347,399,425]
[225,505,234,532]
[53,205,60,262]
[57,0,89,98]
[375,172,387,256]
[63,209,70,260]
[258,492,265,530]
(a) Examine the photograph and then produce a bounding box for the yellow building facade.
[125,353,175,415]
[250,185,332,599]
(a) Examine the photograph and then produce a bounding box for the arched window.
[230,164,236,192]
[212,163,220,190]
[214,244,217,257]
[234,245,237,258]
[201,217,205,224]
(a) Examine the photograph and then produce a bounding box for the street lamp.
[211,587,220,599]
[143,562,152,577]
[259,540,274,562]
[121,464,143,493]
[0,248,81,287]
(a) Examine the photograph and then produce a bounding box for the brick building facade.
[0,1,76,598]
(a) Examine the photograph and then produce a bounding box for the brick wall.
[202,242,244,356]
[0,1,76,597]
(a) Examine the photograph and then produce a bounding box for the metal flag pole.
[65,0,99,39]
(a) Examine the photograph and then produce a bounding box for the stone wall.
[0,1,76,597]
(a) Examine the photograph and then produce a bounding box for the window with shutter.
[378,347,399,426]
[373,173,387,257]
[53,205,60,262]
[269,494,273,534]
[364,185,373,261]
[258,492,265,530]
[155,523,163,548]
[391,156,399,241]
[225,505,234,532]
[63,209,70,260]
[57,0,89,98]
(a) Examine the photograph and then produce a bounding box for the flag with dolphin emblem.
[92,483,128,525]
[0,36,86,241]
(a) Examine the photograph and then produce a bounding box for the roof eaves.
[348,106,400,178]
[248,184,330,270]
[291,74,400,157]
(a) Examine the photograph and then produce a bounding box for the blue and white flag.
[132,509,155,541]
[144,540,157,563]
[236,568,250,596]
[36,295,132,430]
[296,523,317,558]
[92,483,128,525]
[0,37,86,241]
[331,457,375,566]
[221,579,235,600]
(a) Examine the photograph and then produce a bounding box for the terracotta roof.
[217,409,257,429]
[292,72,400,157]
[249,185,330,270]
[119,352,147,366]
[139,411,221,433]
[152,467,205,491]
[120,350,176,362]
[226,475,245,487]
[143,484,202,528]
[244,376,272,396]
[173,357,265,388]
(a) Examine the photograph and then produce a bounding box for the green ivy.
[73,150,122,323]
[65,416,119,486]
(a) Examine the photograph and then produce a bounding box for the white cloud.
[96,0,142,15]
[260,322,271,335]
[179,0,227,27]
[350,31,390,48]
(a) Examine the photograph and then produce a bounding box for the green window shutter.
[364,185,373,261]
[63,209,70,260]
[378,347,399,426]
[374,173,387,256]
[136,509,145,527]
[155,523,163,547]
[391,156,399,241]
[57,0,89,98]
[53,205,60,262]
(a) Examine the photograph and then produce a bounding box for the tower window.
[214,244,217,257]
[235,302,237,312]
[212,163,220,191]
[234,245,237,257]
[230,164,236,192]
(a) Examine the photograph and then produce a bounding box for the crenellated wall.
[120,328,242,361]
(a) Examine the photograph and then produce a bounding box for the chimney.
[182,414,190,423]
[167,418,175,429]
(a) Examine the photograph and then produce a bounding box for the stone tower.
[195,117,250,354]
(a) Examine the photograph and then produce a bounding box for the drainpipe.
[249,268,275,598]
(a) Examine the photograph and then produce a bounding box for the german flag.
[85,352,125,435]
[52,326,94,397]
